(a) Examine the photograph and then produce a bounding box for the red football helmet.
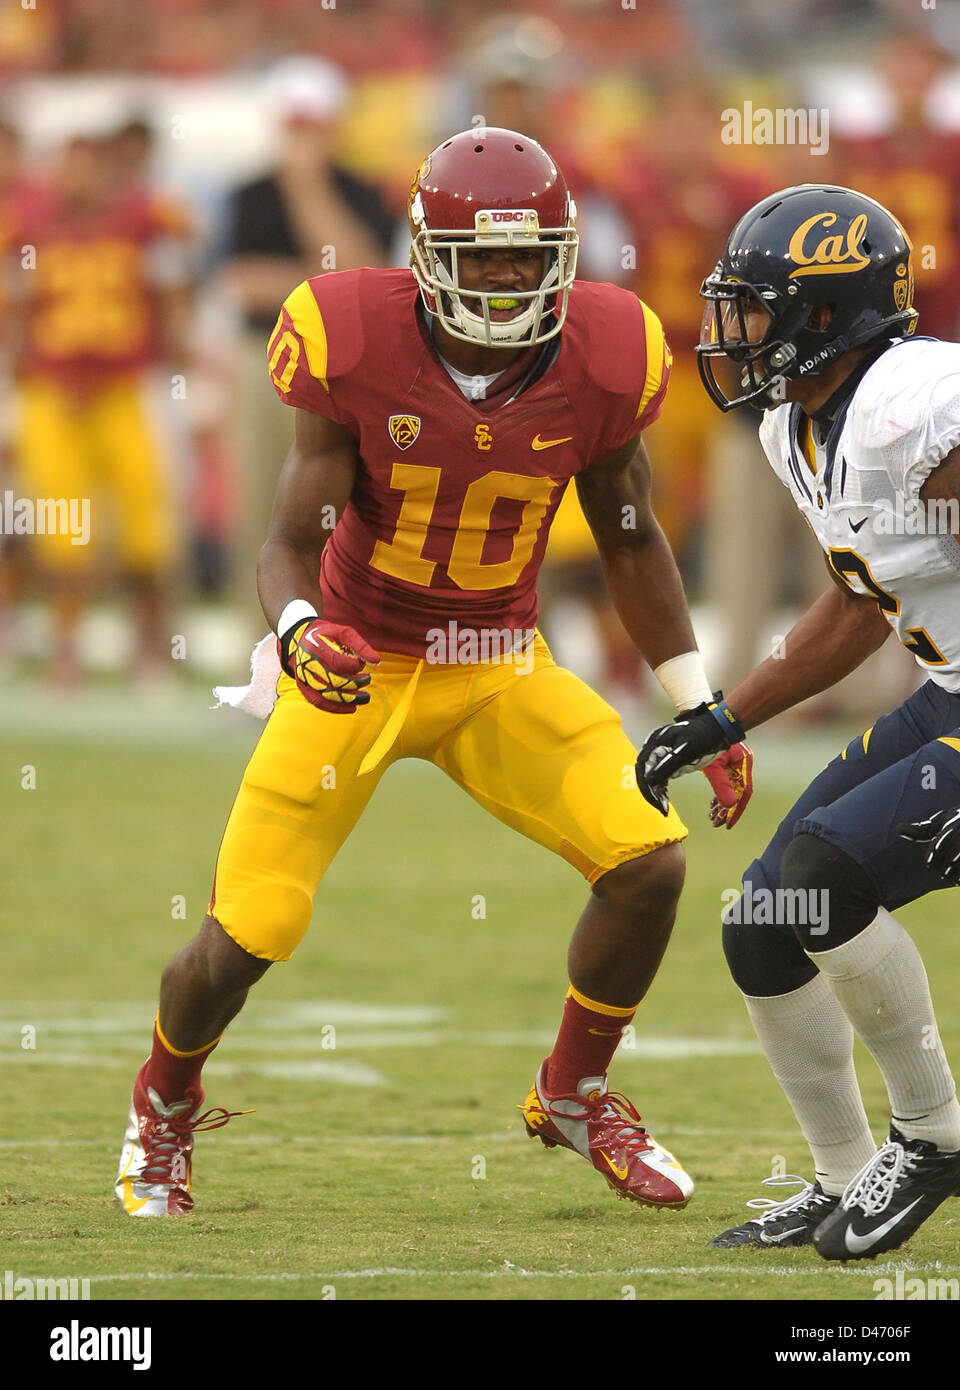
[409,127,578,348]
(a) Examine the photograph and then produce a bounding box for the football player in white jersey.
[635,185,960,1260]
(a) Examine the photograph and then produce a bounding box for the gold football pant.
[15,375,176,575]
[210,633,687,960]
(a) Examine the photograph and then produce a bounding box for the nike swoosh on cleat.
[531,434,573,450]
[848,517,869,532]
[599,1150,629,1181]
[119,1151,152,1216]
[842,1196,924,1255]
[759,1225,805,1245]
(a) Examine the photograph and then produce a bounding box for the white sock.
[807,908,960,1152]
[744,973,877,1195]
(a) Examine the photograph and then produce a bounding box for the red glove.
[703,742,754,828]
[278,619,380,713]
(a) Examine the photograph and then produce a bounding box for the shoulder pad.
[277,270,369,388]
[849,338,960,451]
[569,283,671,426]
[846,337,960,496]
[758,403,794,484]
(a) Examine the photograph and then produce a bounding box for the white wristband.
[275,599,319,639]
[653,651,714,711]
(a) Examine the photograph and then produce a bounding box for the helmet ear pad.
[807,303,835,332]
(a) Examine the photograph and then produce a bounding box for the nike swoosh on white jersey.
[842,1196,924,1254]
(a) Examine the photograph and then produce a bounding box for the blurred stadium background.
[2,0,958,712]
[4,0,960,1306]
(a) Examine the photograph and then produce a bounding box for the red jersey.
[9,183,188,385]
[267,269,670,657]
[825,130,960,341]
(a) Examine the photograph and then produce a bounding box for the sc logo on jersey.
[474,424,493,451]
[388,415,421,450]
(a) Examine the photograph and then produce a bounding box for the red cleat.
[520,1061,693,1208]
[115,1063,247,1216]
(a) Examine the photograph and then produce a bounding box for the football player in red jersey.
[116,129,753,1217]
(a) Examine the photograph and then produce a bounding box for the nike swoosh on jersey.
[531,434,573,450]
[848,516,869,532]
[842,1195,924,1255]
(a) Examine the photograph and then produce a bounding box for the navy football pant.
[724,681,960,996]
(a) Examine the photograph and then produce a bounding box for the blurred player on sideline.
[0,117,31,660]
[6,130,192,684]
[116,127,752,1218]
[224,57,393,638]
[637,184,960,1261]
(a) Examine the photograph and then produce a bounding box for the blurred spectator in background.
[623,73,802,692]
[5,128,192,685]
[223,55,393,635]
[0,0,952,718]
[823,27,960,343]
[0,116,28,661]
[444,17,654,706]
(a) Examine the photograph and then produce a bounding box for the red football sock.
[545,985,639,1096]
[141,1016,221,1105]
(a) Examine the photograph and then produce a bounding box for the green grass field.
[2,684,960,1302]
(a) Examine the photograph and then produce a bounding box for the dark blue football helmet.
[697,184,919,411]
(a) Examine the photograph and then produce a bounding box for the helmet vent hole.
[474,144,484,153]
[514,143,523,151]
[861,238,872,253]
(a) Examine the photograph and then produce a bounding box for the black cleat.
[814,1126,960,1262]
[709,1175,839,1248]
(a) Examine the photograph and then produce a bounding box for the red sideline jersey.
[10,183,188,385]
[267,268,670,657]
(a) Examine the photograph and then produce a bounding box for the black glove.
[636,694,747,815]
[899,807,960,884]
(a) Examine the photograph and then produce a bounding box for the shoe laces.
[140,1104,250,1185]
[745,1174,827,1222]
[587,1092,655,1159]
[537,1088,655,1157]
[840,1140,915,1216]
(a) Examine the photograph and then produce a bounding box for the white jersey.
[759,337,960,692]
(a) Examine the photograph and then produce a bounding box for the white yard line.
[0,1052,386,1085]
[2,1032,760,1058]
[82,1261,954,1284]
[0,1131,518,1149]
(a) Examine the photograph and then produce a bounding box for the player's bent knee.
[721,902,817,996]
[198,914,274,989]
[593,841,685,914]
[779,832,880,952]
[213,881,314,964]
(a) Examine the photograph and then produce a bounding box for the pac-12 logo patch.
[388,415,421,450]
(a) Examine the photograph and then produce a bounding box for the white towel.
[212,633,282,719]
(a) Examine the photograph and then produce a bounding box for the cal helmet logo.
[388,415,421,450]
[894,261,911,312]
[787,211,871,278]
